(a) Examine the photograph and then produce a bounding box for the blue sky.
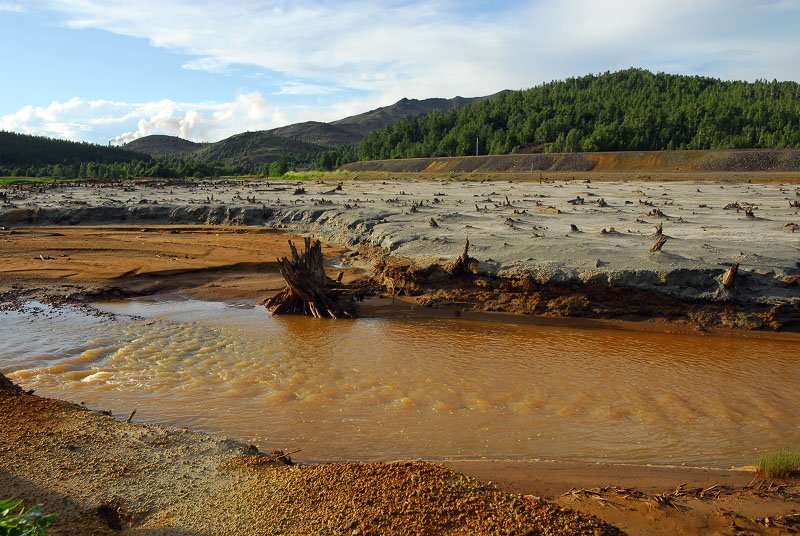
[1,0,798,145]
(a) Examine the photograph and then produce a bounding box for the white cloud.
[182,56,230,74]
[277,82,338,95]
[32,0,799,101]
[0,2,24,12]
[0,91,389,144]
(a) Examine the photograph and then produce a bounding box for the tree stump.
[264,238,358,319]
[448,239,473,277]
[650,235,668,252]
[722,263,739,288]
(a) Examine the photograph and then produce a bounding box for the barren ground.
[2,175,799,534]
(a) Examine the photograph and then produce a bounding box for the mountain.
[266,121,362,148]
[122,92,508,162]
[266,93,511,147]
[330,93,510,139]
[125,135,207,156]
[358,69,800,159]
[193,131,325,166]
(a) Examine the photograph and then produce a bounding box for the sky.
[0,0,798,145]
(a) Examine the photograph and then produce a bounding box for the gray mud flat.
[2,177,798,329]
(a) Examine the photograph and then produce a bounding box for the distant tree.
[316,150,339,171]
[269,155,289,177]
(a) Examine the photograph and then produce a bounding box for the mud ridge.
[375,255,800,331]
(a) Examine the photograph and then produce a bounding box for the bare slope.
[343,149,800,174]
[330,92,510,139]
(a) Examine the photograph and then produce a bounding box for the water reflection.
[1,299,798,466]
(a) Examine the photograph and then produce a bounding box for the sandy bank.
[446,460,800,536]
[0,225,367,305]
[2,176,798,330]
[0,374,620,535]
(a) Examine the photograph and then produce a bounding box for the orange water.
[3,299,798,466]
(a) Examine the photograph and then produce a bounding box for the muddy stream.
[2,298,798,467]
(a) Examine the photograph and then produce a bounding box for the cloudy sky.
[1,0,797,145]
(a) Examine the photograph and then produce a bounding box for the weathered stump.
[650,235,668,252]
[722,263,739,288]
[448,239,473,277]
[264,237,358,319]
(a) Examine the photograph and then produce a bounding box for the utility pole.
[475,136,479,156]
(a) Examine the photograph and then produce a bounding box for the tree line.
[358,69,800,160]
[0,131,146,166]
[0,130,356,179]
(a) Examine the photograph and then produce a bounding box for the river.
[2,298,798,466]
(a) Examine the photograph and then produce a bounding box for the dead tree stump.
[448,239,473,277]
[264,237,358,319]
[722,263,739,288]
[650,236,668,252]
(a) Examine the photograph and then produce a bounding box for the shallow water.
[2,298,798,466]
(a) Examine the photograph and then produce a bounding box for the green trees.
[358,69,800,159]
[269,155,289,177]
[0,131,145,166]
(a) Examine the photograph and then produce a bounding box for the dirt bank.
[0,373,619,535]
[342,148,800,175]
[2,177,798,330]
[446,461,800,536]
[0,226,368,306]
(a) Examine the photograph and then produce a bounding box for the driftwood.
[784,274,800,285]
[264,238,358,319]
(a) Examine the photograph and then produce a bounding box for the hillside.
[330,92,509,139]
[192,131,325,166]
[125,135,207,156]
[267,121,363,147]
[358,69,800,160]
[342,148,800,174]
[122,93,507,161]
[0,130,148,167]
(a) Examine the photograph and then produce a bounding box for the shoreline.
[1,380,623,534]
[3,175,798,331]
[3,224,798,342]
[2,376,798,535]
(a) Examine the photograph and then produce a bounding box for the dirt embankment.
[0,226,367,306]
[342,148,800,175]
[0,373,620,535]
[375,253,800,332]
[2,177,798,331]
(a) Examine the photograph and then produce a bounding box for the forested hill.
[0,131,148,166]
[358,69,800,160]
